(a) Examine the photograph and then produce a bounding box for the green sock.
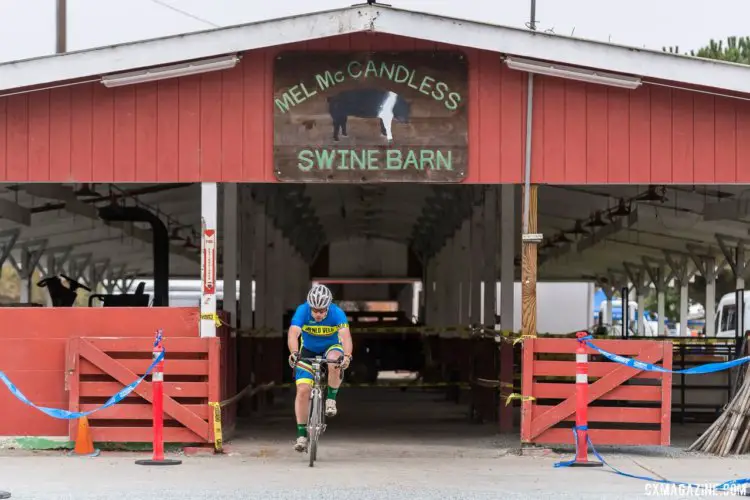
[327,387,339,401]
[297,424,307,438]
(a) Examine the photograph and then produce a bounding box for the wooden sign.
[272,51,468,183]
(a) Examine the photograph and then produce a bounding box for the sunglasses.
[311,308,328,315]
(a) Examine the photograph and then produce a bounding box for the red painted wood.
[89,427,202,444]
[79,358,209,376]
[1,33,750,183]
[113,86,137,182]
[524,337,670,447]
[532,383,662,401]
[607,88,630,183]
[541,78,565,184]
[671,89,694,183]
[660,343,673,446]
[49,86,72,180]
[736,99,750,183]
[6,95,29,180]
[586,84,609,183]
[70,85,93,180]
[27,90,50,181]
[534,429,662,446]
[563,81,587,183]
[534,405,662,424]
[692,93,715,184]
[92,83,115,181]
[200,72,224,182]
[629,86,651,182]
[0,96,5,178]
[533,360,662,379]
[178,75,201,182]
[0,308,199,438]
[520,339,534,443]
[81,403,209,420]
[715,97,737,183]
[221,67,244,181]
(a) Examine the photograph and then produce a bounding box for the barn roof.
[0,3,749,95]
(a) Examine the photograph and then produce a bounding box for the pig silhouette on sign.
[327,88,411,142]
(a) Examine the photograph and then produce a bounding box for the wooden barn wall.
[0,32,748,184]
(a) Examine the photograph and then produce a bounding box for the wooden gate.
[521,337,672,446]
[66,336,220,443]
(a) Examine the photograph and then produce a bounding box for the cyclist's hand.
[288,351,300,368]
[340,354,352,370]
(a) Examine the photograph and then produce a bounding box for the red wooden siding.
[1,32,749,183]
[0,307,199,437]
[530,75,750,184]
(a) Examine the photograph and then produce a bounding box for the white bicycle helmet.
[307,284,333,309]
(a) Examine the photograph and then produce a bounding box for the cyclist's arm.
[287,325,302,354]
[339,327,353,358]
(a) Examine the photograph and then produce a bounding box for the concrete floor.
[0,388,747,499]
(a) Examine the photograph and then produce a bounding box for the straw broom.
[688,363,750,456]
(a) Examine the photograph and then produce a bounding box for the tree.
[663,36,750,64]
[644,286,681,323]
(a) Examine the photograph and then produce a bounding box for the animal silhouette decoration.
[327,88,411,142]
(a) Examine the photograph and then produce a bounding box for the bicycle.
[296,355,344,467]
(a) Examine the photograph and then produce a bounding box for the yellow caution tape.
[504,393,535,406]
[208,402,223,453]
[200,313,223,328]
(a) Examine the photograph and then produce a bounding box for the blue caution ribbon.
[578,335,750,374]
[0,349,165,420]
[555,426,750,493]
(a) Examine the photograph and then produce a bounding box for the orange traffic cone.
[68,417,100,457]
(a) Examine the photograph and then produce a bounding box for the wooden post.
[521,184,539,338]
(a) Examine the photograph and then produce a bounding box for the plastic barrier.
[136,330,182,466]
[554,333,750,495]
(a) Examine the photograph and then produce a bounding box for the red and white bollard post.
[569,331,602,467]
[136,330,182,466]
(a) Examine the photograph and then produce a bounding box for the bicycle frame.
[297,355,343,467]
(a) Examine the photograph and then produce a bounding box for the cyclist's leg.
[293,348,316,452]
[324,344,344,417]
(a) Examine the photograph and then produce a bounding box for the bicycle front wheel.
[308,393,320,467]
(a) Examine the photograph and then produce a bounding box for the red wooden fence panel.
[66,336,221,444]
[521,337,672,446]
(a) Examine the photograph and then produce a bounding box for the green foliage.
[644,287,680,323]
[663,36,750,64]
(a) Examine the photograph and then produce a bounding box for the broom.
[688,361,750,456]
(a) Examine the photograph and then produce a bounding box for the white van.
[714,291,750,338]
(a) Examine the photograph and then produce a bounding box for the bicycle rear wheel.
[308,393,320,467]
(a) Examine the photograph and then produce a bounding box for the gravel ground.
[0,388,746,499]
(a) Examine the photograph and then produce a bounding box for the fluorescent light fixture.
[504,56,642,89]
[101,55,240,88]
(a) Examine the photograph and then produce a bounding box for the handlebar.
[296,356,344,366]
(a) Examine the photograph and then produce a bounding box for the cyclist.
[287,283,353,452]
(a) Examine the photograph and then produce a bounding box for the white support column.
[223,183,238,331]
[705,257,717,336]
[623,263,646,336]
[482,186,497,328]
[200,182,218,338]
[500,185,515,332]
[239,185,256,330]
[665,252,690,337]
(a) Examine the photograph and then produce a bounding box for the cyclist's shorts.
[295,345,344,385]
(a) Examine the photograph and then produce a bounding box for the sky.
[0,0,747,63]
